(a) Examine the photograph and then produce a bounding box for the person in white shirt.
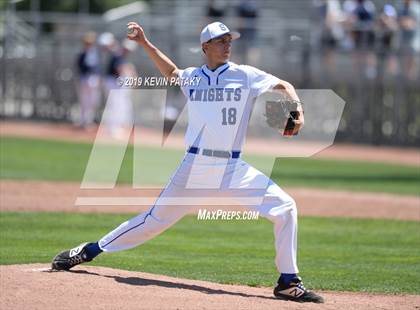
[51,22,323,304]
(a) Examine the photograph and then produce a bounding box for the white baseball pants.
[78,75,101,127]
[98,153,299,274]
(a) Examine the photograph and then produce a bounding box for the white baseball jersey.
[178,62,280,151]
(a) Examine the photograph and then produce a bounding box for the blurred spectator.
[398,0,420,49]
[206,0,226,22]
[236,0,259,64]
[77,31,101,129]
[99,34,137,138]
[98,32,117,103]
[312,0,344,78]
[376,4,399,76]
[342,0,358,49]
[313,0,344,49]
[398,0,420,80]
[351,0,376,49]
[377,4,399,52]
[344,0,378,79]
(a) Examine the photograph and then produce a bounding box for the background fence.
[1,0,419,146]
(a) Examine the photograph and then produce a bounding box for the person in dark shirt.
[352,0,376,49]
[398,0,420,79]
[77,31,101,129]
[207,0,225,20]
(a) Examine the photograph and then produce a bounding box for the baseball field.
[0,121,419,309]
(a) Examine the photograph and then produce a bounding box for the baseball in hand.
[127,27,139,39]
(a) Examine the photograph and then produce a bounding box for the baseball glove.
[264,98,303,136]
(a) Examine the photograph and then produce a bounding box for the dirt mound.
[1,264,418,310]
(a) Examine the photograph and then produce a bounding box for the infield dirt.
[1,264,419,310]
[1,179,418,221]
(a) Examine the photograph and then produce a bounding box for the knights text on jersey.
[178,62,280,151]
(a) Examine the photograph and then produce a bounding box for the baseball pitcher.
[52,21,323,304]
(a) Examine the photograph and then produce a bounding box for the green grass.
[0,212,419,294]
[1,136,419,195]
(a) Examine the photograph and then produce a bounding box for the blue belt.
[188,147,241,159]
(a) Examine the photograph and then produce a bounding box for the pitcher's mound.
[1,264,418,310]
